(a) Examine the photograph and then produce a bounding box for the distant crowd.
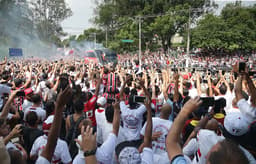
[0,51,255,164]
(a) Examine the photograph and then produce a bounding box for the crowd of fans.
[0,52,255,164]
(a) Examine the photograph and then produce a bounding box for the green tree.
[191,3,256,51]
[31,0,72,41]
[93,0,214,52]
[191,14,228,49]
[76,28,105,45]
[0,0,72,56]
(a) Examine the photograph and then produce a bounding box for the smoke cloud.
[0,1,57,59]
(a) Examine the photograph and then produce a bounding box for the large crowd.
[0,52,255,164]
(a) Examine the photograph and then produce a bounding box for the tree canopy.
[90,0,214,52]
[191,2,256,51]
[0,0,72,56]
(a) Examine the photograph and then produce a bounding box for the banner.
[9,48,23,57]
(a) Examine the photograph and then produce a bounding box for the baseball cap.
[223,112,250,137]
[42,115,54,135]
[97,97,107,106]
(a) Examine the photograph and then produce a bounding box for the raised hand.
[9,124,22,139]
[76,126,97,152]
[56,86,72,108]
[144,98,151,111]
[182,96,202,116]
[112,98,120,110]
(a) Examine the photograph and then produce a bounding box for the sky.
[61,0,256,36]
[61,0,96,36]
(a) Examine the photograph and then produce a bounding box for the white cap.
[224,112,250,136]
[97,97,107,106]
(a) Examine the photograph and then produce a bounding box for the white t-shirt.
[31,135,71,164]
[141,147,154,164]
[183,138,198,157]
[36,156,50,164]
[22,99,33,111]
[189,87,198,98]
[141,117,172,155]
[73,133,117,164]
[24,106,46,122]
[95,107,113,144]
[214,91,234,113]
[36,81,48,98]
[153,152,170,164]
[120,101,146,141]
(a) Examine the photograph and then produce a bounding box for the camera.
[239,62,246,73]
[133,96,146,103]
[200,97,215,108]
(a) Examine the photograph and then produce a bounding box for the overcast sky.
[61,0,96,36]
[61,0,256,36]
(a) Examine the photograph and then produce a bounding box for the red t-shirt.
[83,95,97,126]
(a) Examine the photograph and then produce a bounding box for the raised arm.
[207,74,213,97]
[40,86,72,162]
[120,76,131,101]
[0,57,7,65]
[139,79,151,100]
[184,110,213,146]
[23,66,32,89]
[143,70,148,89]
[112,100,121,136]
[94,77,102,97]
[173,73,179,102]
[222,75,231,93]
[245,73,256,107]
[150,72,156,100]
[235,75,243,102]
[76,126,97,164]
[143,98,152,148]
[0,89,19,119]
[166,97,202,160]
[52,77,60,92]
[196,73,202,96]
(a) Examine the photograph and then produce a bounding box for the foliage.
[91,0,214,52]
[0,0,72,55]
[191,3,256,51]
[30,0,72,41]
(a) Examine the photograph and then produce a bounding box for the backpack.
[106,73,119,94]
[66,115,85,159]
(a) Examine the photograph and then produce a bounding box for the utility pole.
[186,8,191,57]
[139,16,142,69]
[105,27,108,48]
[94,33,96,49]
